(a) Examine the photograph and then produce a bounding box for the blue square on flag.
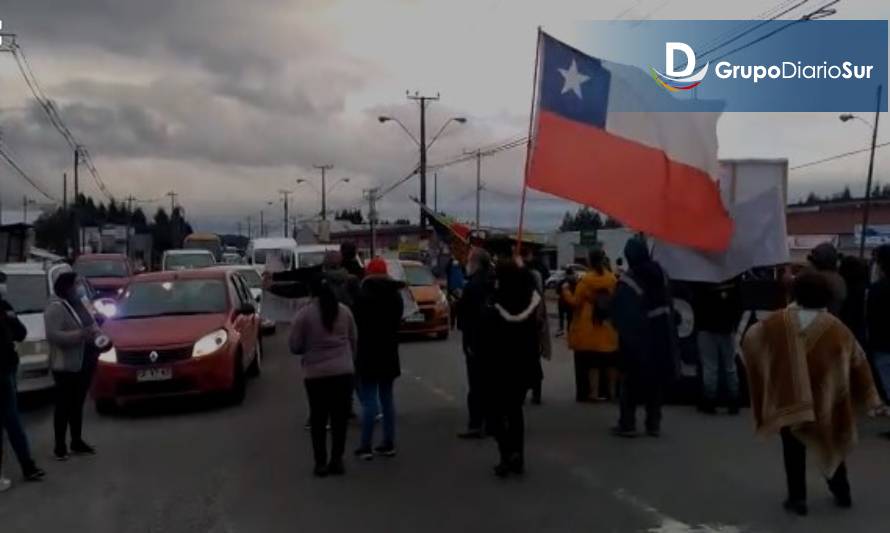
[539,34,610,129]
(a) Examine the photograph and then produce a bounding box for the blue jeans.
[0,372,36,475]
[873,351,890,402]
[358,378,395,449]
[698,331,739,402]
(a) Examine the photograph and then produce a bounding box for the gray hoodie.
[289,300,357,379]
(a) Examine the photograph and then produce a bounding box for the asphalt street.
[2,325,889,533]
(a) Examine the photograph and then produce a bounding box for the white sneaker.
[0,477,11,493]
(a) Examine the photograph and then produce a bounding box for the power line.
[4,39,115,200]
[0,141,59,202]
[790,140,890,171]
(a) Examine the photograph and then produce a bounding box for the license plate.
[405,312,425,323]
[137,367,172,382]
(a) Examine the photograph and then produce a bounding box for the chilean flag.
[527,33,733,251]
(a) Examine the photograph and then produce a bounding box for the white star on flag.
[558,59,590,99]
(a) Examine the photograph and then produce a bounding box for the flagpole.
[516,27,543,258]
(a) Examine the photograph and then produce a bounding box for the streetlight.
[379,111,467,228]
[259,200,274,237]
[297,177,352,221]
[839,83,883,259]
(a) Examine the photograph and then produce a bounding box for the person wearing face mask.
[1,272,46,490]
[44,272,103,460]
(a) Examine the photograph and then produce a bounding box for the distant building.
[786,198,890,261]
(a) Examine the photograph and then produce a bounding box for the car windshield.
[4,273,49,314]
[298,251,327,268]
[164,253,214,270]
[237,269,262,289]
[117,279,228,318]
[74,259,128,278]
[253,248,293,267]
[403,264,436,287]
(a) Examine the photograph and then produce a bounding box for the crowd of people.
[2,236,890,517]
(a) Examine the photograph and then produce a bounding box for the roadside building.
[786,197,890,262]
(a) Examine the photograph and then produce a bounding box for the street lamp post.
[298,176,350,222]
[379,98,466,228]
[840,83,883,259]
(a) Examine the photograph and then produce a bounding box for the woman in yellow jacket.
[562,249,619,402]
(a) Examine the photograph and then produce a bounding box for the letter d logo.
[666,42,696,77]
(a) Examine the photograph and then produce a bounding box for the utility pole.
[463,149,483,229]
[259,209,265,238]
[313,164,333,220]
[434,172,438,212]
[408,92,439,229]
[73,146,81,258]
[279,190,293,238]
[859,84,883,259]
[166,191,179,247]
[22,196,29,224]
[125,195,136,256]
[63,172,68,211]
[237,220,242,237]
[247,216,253,240]
[365,188,379,257]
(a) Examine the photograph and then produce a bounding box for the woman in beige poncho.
[742,270,887,516]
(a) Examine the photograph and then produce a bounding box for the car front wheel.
[229,353,247,405]
[246,339,262,378]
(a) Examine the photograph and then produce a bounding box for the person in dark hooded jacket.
[457,248,495,438]
[610,237,679,438]
[478,259,542,477]
[353,258,405,459]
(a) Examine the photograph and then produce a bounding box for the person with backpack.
[610,237,679,438]
[353,258,405,460]
[561,247,619,402]
[289,274,358,477]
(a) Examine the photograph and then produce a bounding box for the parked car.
[210,264,276,334]
[161,249,217,271]
[398,260,449,339]
[222,252,243,265]
[73,253,133,299]
[1,262,96,393]
[545,263,589,290]
[93,269,262,412]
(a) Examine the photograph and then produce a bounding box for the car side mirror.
[135,266,147,275]
[239,303,256,315]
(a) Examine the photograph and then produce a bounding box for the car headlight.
[94,299,118,318]
[98,346,117,363]
[192,329,228,358]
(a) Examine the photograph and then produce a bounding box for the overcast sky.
[0,0,888,233]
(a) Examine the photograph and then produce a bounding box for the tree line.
[33,194,194,258]
[559,206,623,232]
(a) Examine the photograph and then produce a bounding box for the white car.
[1,262,94,393]
[161,249,217,271]
[209,264,276,334]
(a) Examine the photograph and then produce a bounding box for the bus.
[183,233,223,261]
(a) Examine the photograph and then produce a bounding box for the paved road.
[2,326,889,533]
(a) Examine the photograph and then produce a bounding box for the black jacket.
[0,299,28,374]
[867,278,890,353]
[354,276,405,381]
[457,269,495,355]
[477,291,543,392]
[692,281,742,335]
[611,270,679,385]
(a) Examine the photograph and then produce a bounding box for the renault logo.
[149,351,159,363]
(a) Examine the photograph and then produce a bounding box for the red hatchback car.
[73,253,133,299]
[93,269,262,412]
